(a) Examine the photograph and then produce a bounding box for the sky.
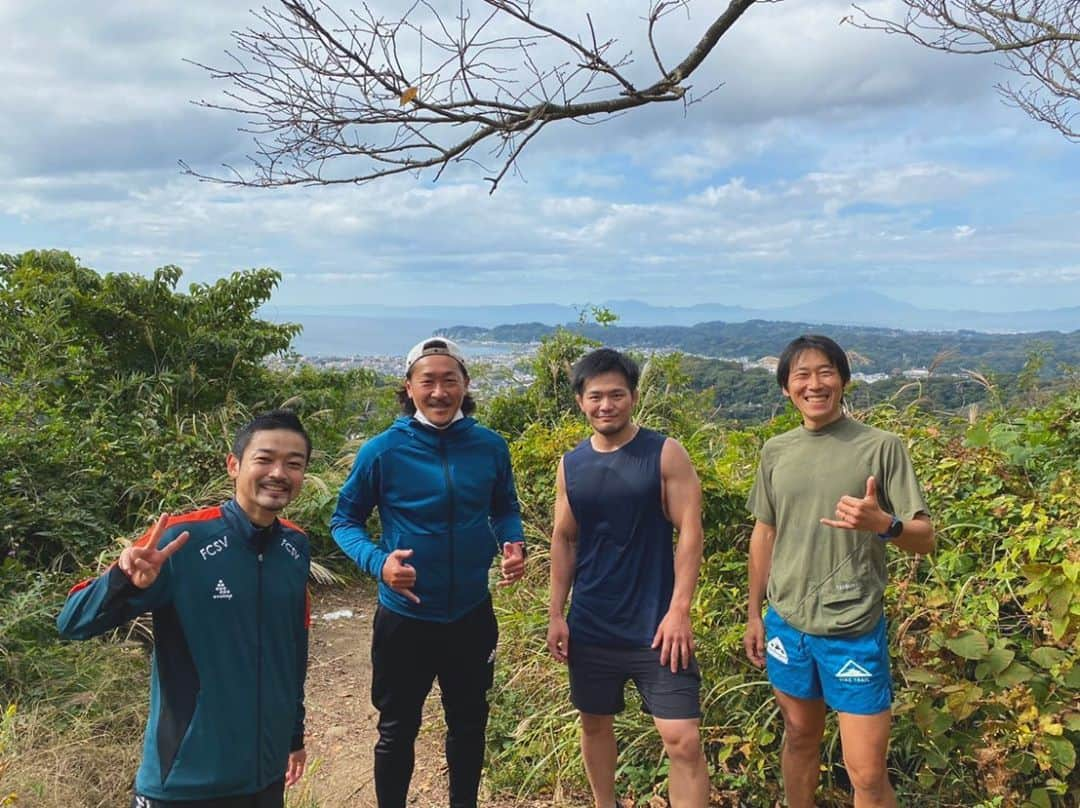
[2,0,1079,316]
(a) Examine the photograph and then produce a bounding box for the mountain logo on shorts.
[836,660,872,680]
[766,637,788,664]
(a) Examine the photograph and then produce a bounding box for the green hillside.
[3,252,1077,807]
[446,320,1080,376]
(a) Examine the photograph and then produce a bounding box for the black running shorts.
[567,642,701,719]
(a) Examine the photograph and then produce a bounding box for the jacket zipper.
[256,549,264,787]
[439,435,456,617]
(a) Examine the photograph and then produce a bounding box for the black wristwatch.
[878,515,903,541]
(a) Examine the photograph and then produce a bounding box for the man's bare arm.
[747,520,775,621]
[546,458,578,663]
[654,438,704,672]
[891,514,935,556]
[819,475,935,555]
[744,519,776,668]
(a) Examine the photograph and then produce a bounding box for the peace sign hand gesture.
[118,514,190,589]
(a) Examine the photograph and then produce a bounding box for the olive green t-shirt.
[747,416,929,637]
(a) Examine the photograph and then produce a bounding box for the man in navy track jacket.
[58,410,312,808]
[331,337,525,808]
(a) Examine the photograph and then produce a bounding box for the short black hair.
[776,335,851,389]
[571,348,640,395]
[395,387,477,416]
[232,409,312,461]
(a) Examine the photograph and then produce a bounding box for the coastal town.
[271,343,907,391]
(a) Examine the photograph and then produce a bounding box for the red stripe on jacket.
[68,507,225,594]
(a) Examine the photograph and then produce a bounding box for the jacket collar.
[222,498,282,546]
[393,414,476,446]
[413,409,465,429]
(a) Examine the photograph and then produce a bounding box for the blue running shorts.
[763,608,892,715]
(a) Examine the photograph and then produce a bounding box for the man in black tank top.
[547,349,708,808]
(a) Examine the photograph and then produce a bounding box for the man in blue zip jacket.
[331,337,525,808]
[58,410,312,808]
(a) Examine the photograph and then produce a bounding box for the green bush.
[488,381,1080,807]
[0,251,298,566]
[2,256,1076,806]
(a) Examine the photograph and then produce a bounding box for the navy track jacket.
[331,415,524,622]
[57,499,310,802]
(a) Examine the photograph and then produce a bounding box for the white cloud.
[0,1,1077,311]
[970,266,1080,286]
[691,178,763,206]
[799,163,994,208]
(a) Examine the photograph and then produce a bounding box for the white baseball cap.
[405,337,467,375]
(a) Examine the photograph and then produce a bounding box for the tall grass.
[1,565,329,808]
[1,566,147,807]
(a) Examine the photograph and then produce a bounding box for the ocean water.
[273,314,519,358]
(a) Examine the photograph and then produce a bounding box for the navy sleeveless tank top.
[564,427,674,647]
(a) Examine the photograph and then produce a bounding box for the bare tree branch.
[846,1,1080,141]
[183,0,773,193]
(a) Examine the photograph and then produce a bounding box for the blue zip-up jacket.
[56,499,309,802]
[331,415,524,622]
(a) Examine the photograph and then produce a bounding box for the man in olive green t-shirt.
[743,335,934,808]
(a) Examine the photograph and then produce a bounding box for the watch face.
[887,517,903,538]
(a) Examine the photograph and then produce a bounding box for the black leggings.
[371,599,498,808]
[131,779,283,808]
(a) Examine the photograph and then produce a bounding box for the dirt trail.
[301,584,381,807]
[303,584,549,808]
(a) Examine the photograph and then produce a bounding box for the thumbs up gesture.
[820,476,890,533]
[118,514,190,589]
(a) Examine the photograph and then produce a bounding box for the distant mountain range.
[271,290,1080,334]
[443,319,1080,376]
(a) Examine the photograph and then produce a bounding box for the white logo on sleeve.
[836,660,872,680]
[213,579,233,600]
[766,637,789,664]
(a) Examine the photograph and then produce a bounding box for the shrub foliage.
[481,338,1080,808]
[1,254,1076,806]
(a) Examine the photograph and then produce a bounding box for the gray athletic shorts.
[568,641,701,719]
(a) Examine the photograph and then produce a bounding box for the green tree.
[0,250,300,566]
[485,327,598,437]
[0,250,298,411]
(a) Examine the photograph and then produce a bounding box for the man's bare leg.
[838,709,896,808]
[774,690,827,808]
[654,717,708,807]
[580,712,617,808]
